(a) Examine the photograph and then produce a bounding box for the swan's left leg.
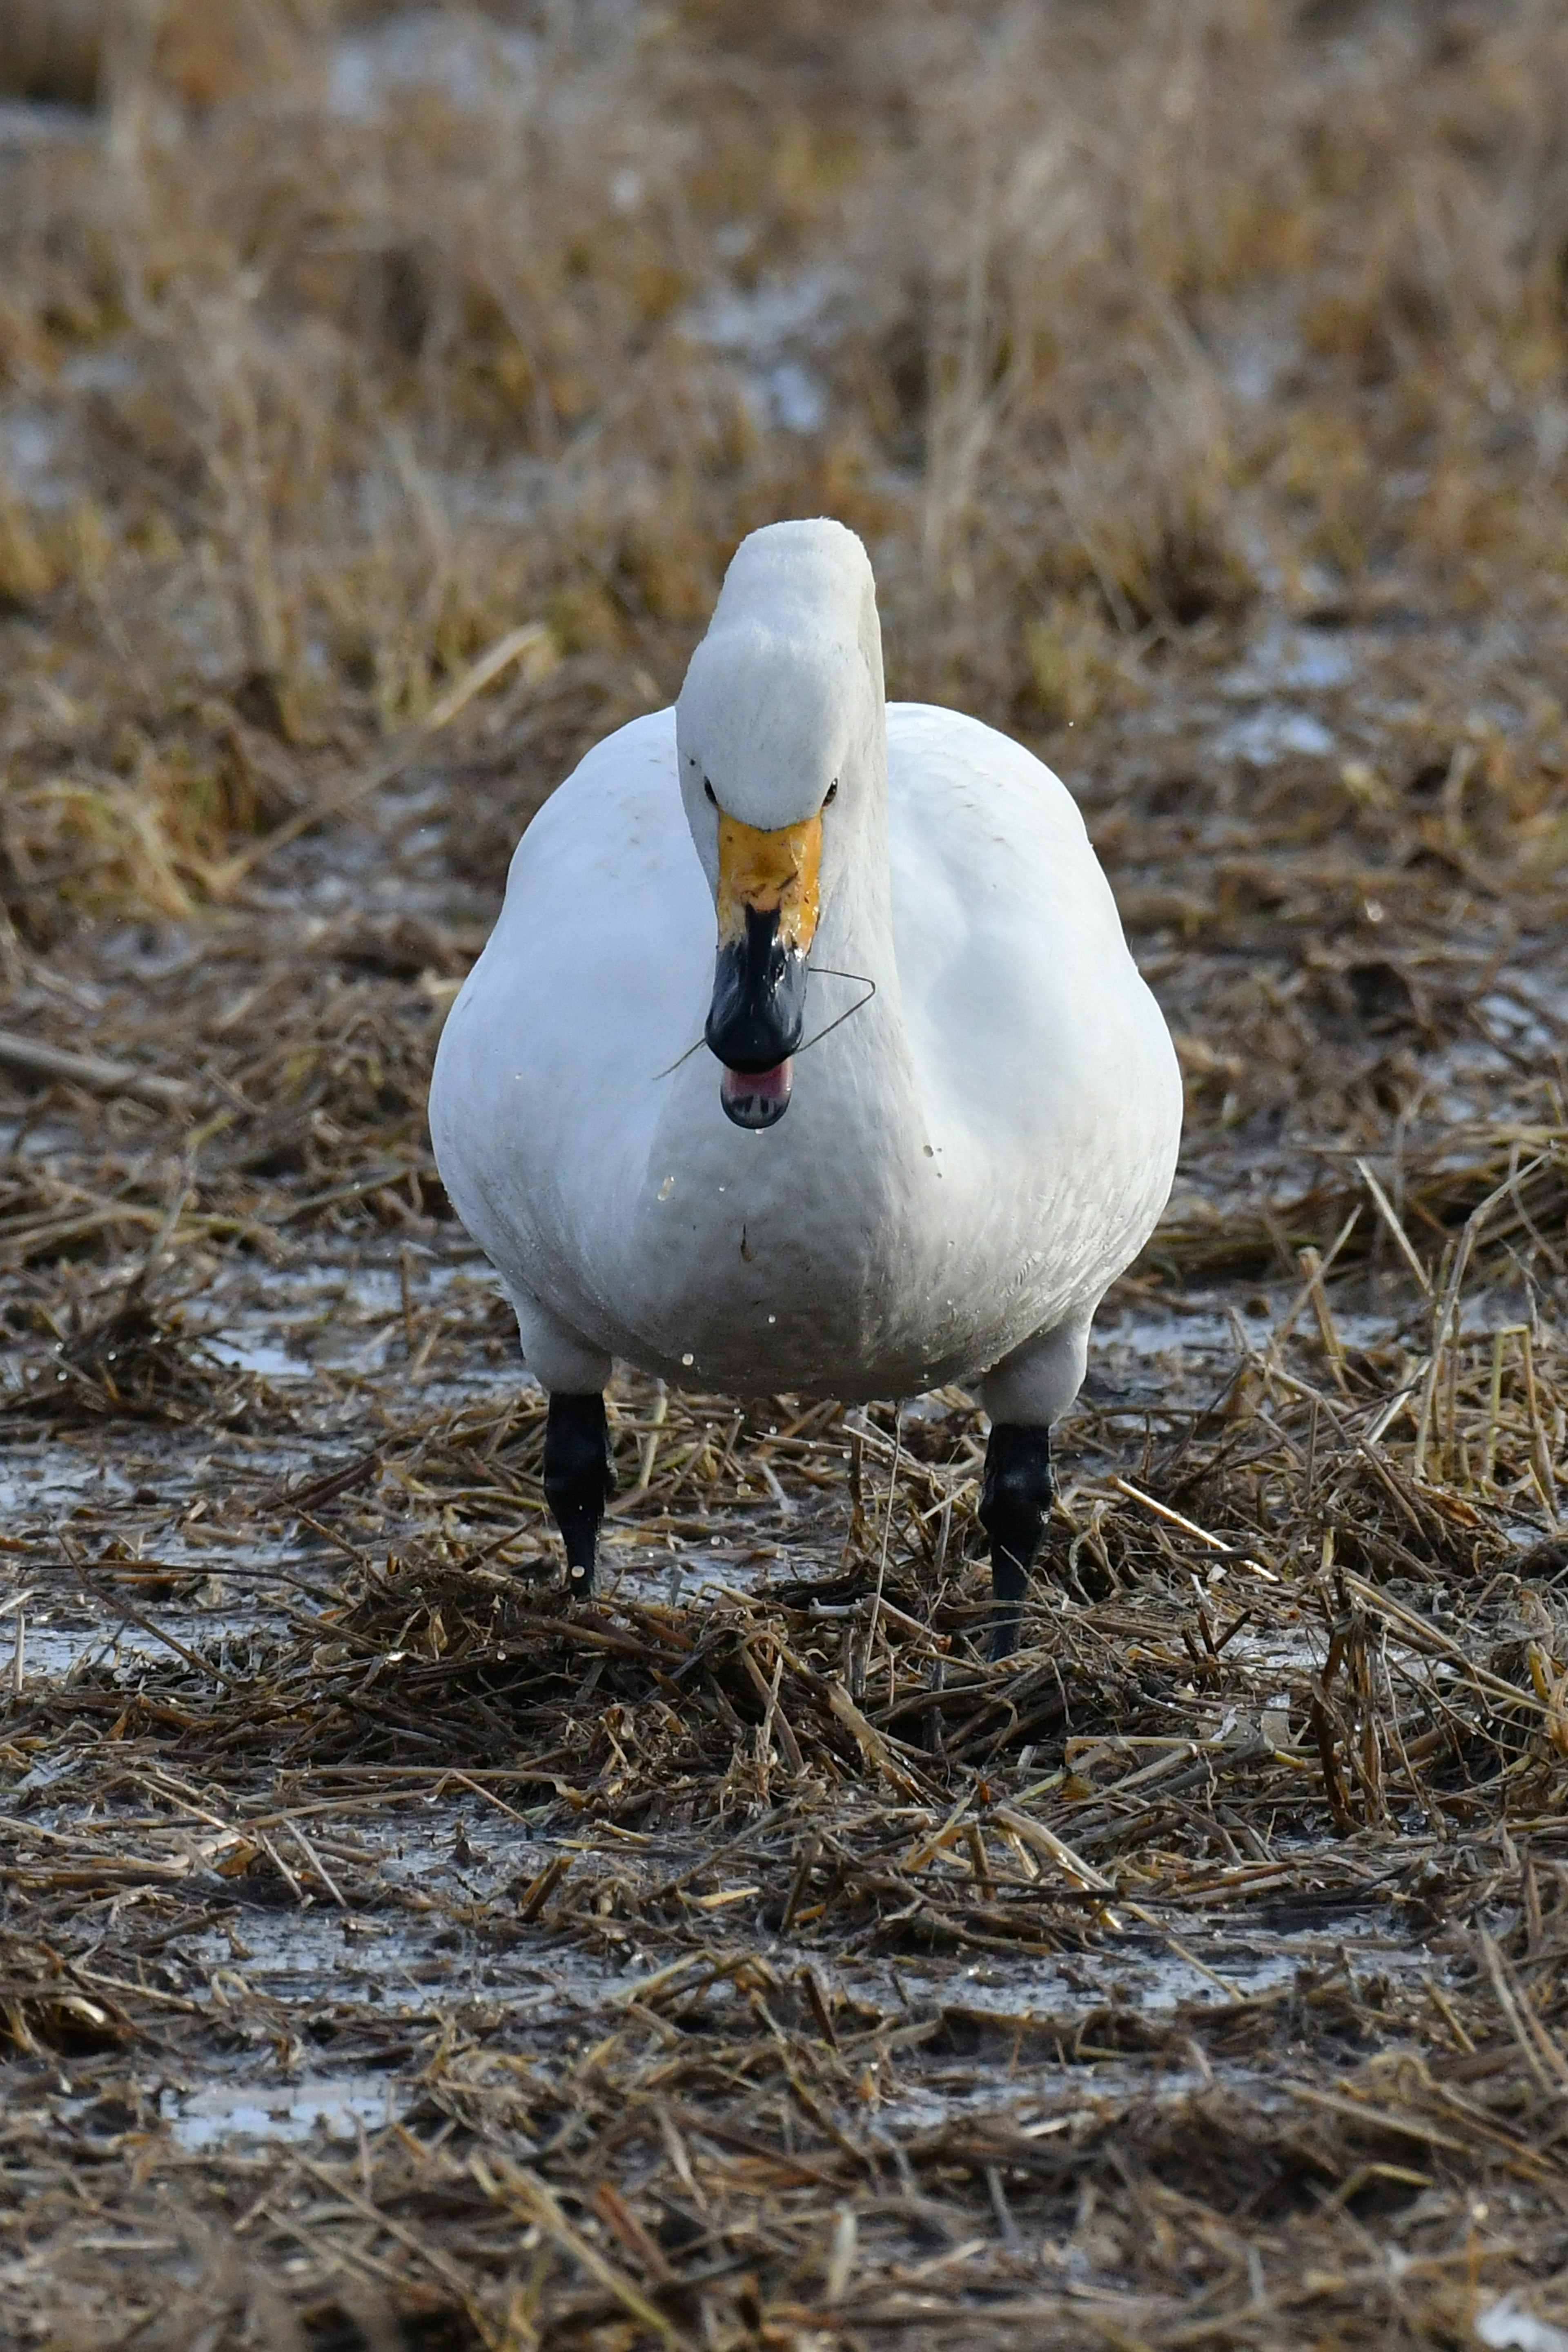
[544,1392,615,1596]
[978,1308,1095,1659]
[506,1286,615,1600]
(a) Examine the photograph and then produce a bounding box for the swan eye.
[824,780,839,805]
[703,778,717,806]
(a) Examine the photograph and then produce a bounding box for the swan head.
[675,519,884,1131]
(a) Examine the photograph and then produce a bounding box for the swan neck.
[821,716,894,983]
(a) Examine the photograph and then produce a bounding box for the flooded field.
[5,1,1568,2346]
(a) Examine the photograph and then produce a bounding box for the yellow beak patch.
[715,810,822,952]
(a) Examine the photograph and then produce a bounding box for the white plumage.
[430,518,1181,1438]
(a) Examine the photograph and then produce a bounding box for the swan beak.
[706,810,821,1127]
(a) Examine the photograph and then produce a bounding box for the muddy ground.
[6,618,1568,2347]
[6,4,1568,2348]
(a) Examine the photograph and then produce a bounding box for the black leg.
[978,1423,1054,1660]
[543,1392,615,1597]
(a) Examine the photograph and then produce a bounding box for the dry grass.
[5,1,1568,2346]
[2,0,1568,928]
[7,1113,1568,2345]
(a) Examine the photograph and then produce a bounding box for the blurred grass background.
[1,0,1567,938]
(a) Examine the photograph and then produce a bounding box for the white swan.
[430,519,1181,1650]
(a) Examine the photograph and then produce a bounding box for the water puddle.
[187,1255,503,1381]
[1221,629,1356,698]
[200,1334,315,1380]
[4,1605,278,1689]
[1098,1298,1405,1367]
[163,2074,407,2150]
[326,12,539,122]
[1218,707,1336,764]
[0,100,95,149]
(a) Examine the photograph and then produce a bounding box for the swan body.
[430,519,1181,1642]
[434,697,1177,1404]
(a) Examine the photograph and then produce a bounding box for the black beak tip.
[706,912,808,1077]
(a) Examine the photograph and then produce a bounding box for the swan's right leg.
[508,1288,615,1600]
[978,1423,1055,1660]
[978,1309,1095,1659]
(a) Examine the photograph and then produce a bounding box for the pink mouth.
[720,1058,793,1130]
